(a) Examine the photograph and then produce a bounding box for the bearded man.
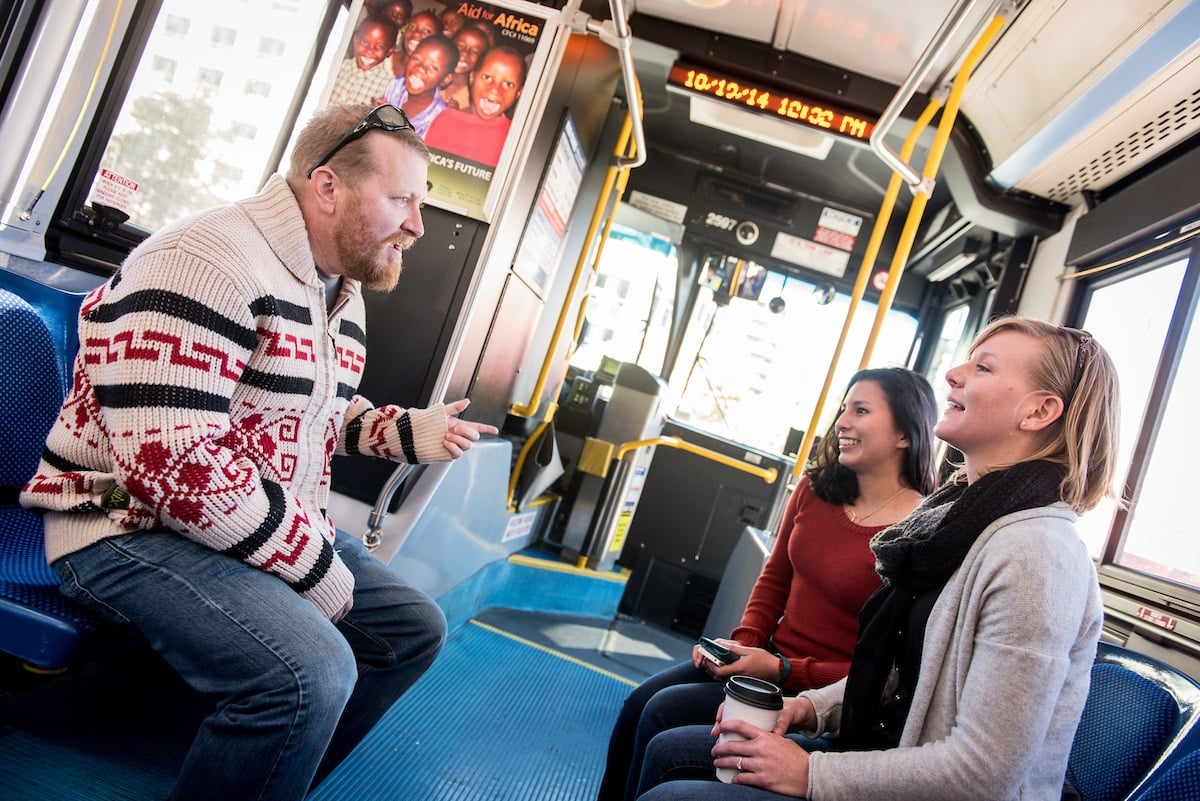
[20,103,496,801]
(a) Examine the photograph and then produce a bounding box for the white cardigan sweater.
[801,504,1103,801]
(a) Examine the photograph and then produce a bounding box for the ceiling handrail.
[869,0,993,196]
[586,0,646,169]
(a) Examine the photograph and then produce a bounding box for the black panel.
[330,206,487,508]
[615,420,792,632]
[939,120,1066,239]
[1066,140,1200,266]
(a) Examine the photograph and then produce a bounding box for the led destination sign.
[667,62,875,143]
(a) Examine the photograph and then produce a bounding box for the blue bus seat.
[0,286,98,669]
[1129,749,1200,801]
[1066,641,1200,801]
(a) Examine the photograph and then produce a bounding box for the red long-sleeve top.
[730,477,885,691]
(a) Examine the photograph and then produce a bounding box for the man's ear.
[308,167,341,214]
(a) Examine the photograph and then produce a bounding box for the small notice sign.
[92,168,138,213]
[503,510,539,543]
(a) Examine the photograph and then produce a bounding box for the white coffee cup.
[715,675,783,783]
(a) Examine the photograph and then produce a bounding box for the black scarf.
[838,460,1068,749]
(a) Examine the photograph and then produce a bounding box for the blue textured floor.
[310,618,635,801]
[0,609,688,801]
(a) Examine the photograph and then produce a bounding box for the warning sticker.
[92,168,139,213]
[814,226,857,251]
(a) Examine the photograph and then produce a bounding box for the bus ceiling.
[596,0,1200,243]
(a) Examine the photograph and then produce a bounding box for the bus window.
[571,223,677,375]
[1122,320,1200,588]
[671,270,918,454]
[1073,254,1191,580]
[924,301,971,417]
[84,0,340,234]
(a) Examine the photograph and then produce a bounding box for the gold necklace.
[846,487,908,523]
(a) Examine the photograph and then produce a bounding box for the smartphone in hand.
[697,636,740,665]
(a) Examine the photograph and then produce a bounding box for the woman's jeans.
[596,659,728,801]
[634,723,839,801]
[54,528,446,801]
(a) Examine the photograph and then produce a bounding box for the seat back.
[0,284,96,668]
[1132,749,1200,801]
[1066,642,1200,801]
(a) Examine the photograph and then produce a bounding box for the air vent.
[1045,87,1200,203]
[696,174,796,225]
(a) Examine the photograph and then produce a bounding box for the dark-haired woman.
[596,367,939,801]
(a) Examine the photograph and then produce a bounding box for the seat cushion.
[1067,662,1179,801]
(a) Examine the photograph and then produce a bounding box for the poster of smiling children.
[323,0,551,221]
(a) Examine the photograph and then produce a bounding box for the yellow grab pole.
[572,158,634,348]
[789,98,942,479]
[506,402,559,510]
[859,13,1006,367]
[614,436,778,484]
[510,114,636,417]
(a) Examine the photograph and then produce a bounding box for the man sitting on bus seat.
[19,102,497,801]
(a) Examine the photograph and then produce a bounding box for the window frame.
[44,0,341,275]
[1070,232,1200,630]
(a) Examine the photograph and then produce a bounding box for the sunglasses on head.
[1064,327,1093,410]
[306,104,414,179]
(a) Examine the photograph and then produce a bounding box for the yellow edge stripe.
[506,553,630,583]
[469,619,639,687]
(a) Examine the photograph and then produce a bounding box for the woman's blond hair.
[968,316,1121,512]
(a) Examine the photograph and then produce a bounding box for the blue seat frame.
[1067,641,1200,801]
[0,276,98,669]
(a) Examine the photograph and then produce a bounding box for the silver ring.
[736,756,744,771]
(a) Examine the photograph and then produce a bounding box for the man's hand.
[443,398,499,457]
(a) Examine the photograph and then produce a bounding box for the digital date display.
[666,62,875,143]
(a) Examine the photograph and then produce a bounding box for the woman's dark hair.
[806,367,939,505]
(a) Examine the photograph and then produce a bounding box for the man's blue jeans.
[54,528,446,801]
[634,723,838,801]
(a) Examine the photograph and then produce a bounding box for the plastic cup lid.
[724,675,783,709]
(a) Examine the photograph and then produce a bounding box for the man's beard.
[333,195,411,292]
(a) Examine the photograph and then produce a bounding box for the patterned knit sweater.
[20,175,453,619]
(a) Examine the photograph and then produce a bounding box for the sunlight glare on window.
[1074,257,1187,561]
[88,0,332,232]
[1118,299,1200,588]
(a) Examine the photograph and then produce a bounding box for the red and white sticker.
[92,168,139,213]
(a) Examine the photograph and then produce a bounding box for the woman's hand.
[696,641,784,683]
[775,695,817,735]
[711,717,811,796]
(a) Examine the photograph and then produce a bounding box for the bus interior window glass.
[570,224,678,375]
[926,302,971,416]
[672,269,918,454]
[1119,317,1200,588]
[1074,256,1188,560]
[88,0,337,234]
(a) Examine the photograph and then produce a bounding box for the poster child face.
[403,12,441,54]
[353,20,395,70]
[452,26,489,76]
[469,47,525,120]
[405,36,457,98]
